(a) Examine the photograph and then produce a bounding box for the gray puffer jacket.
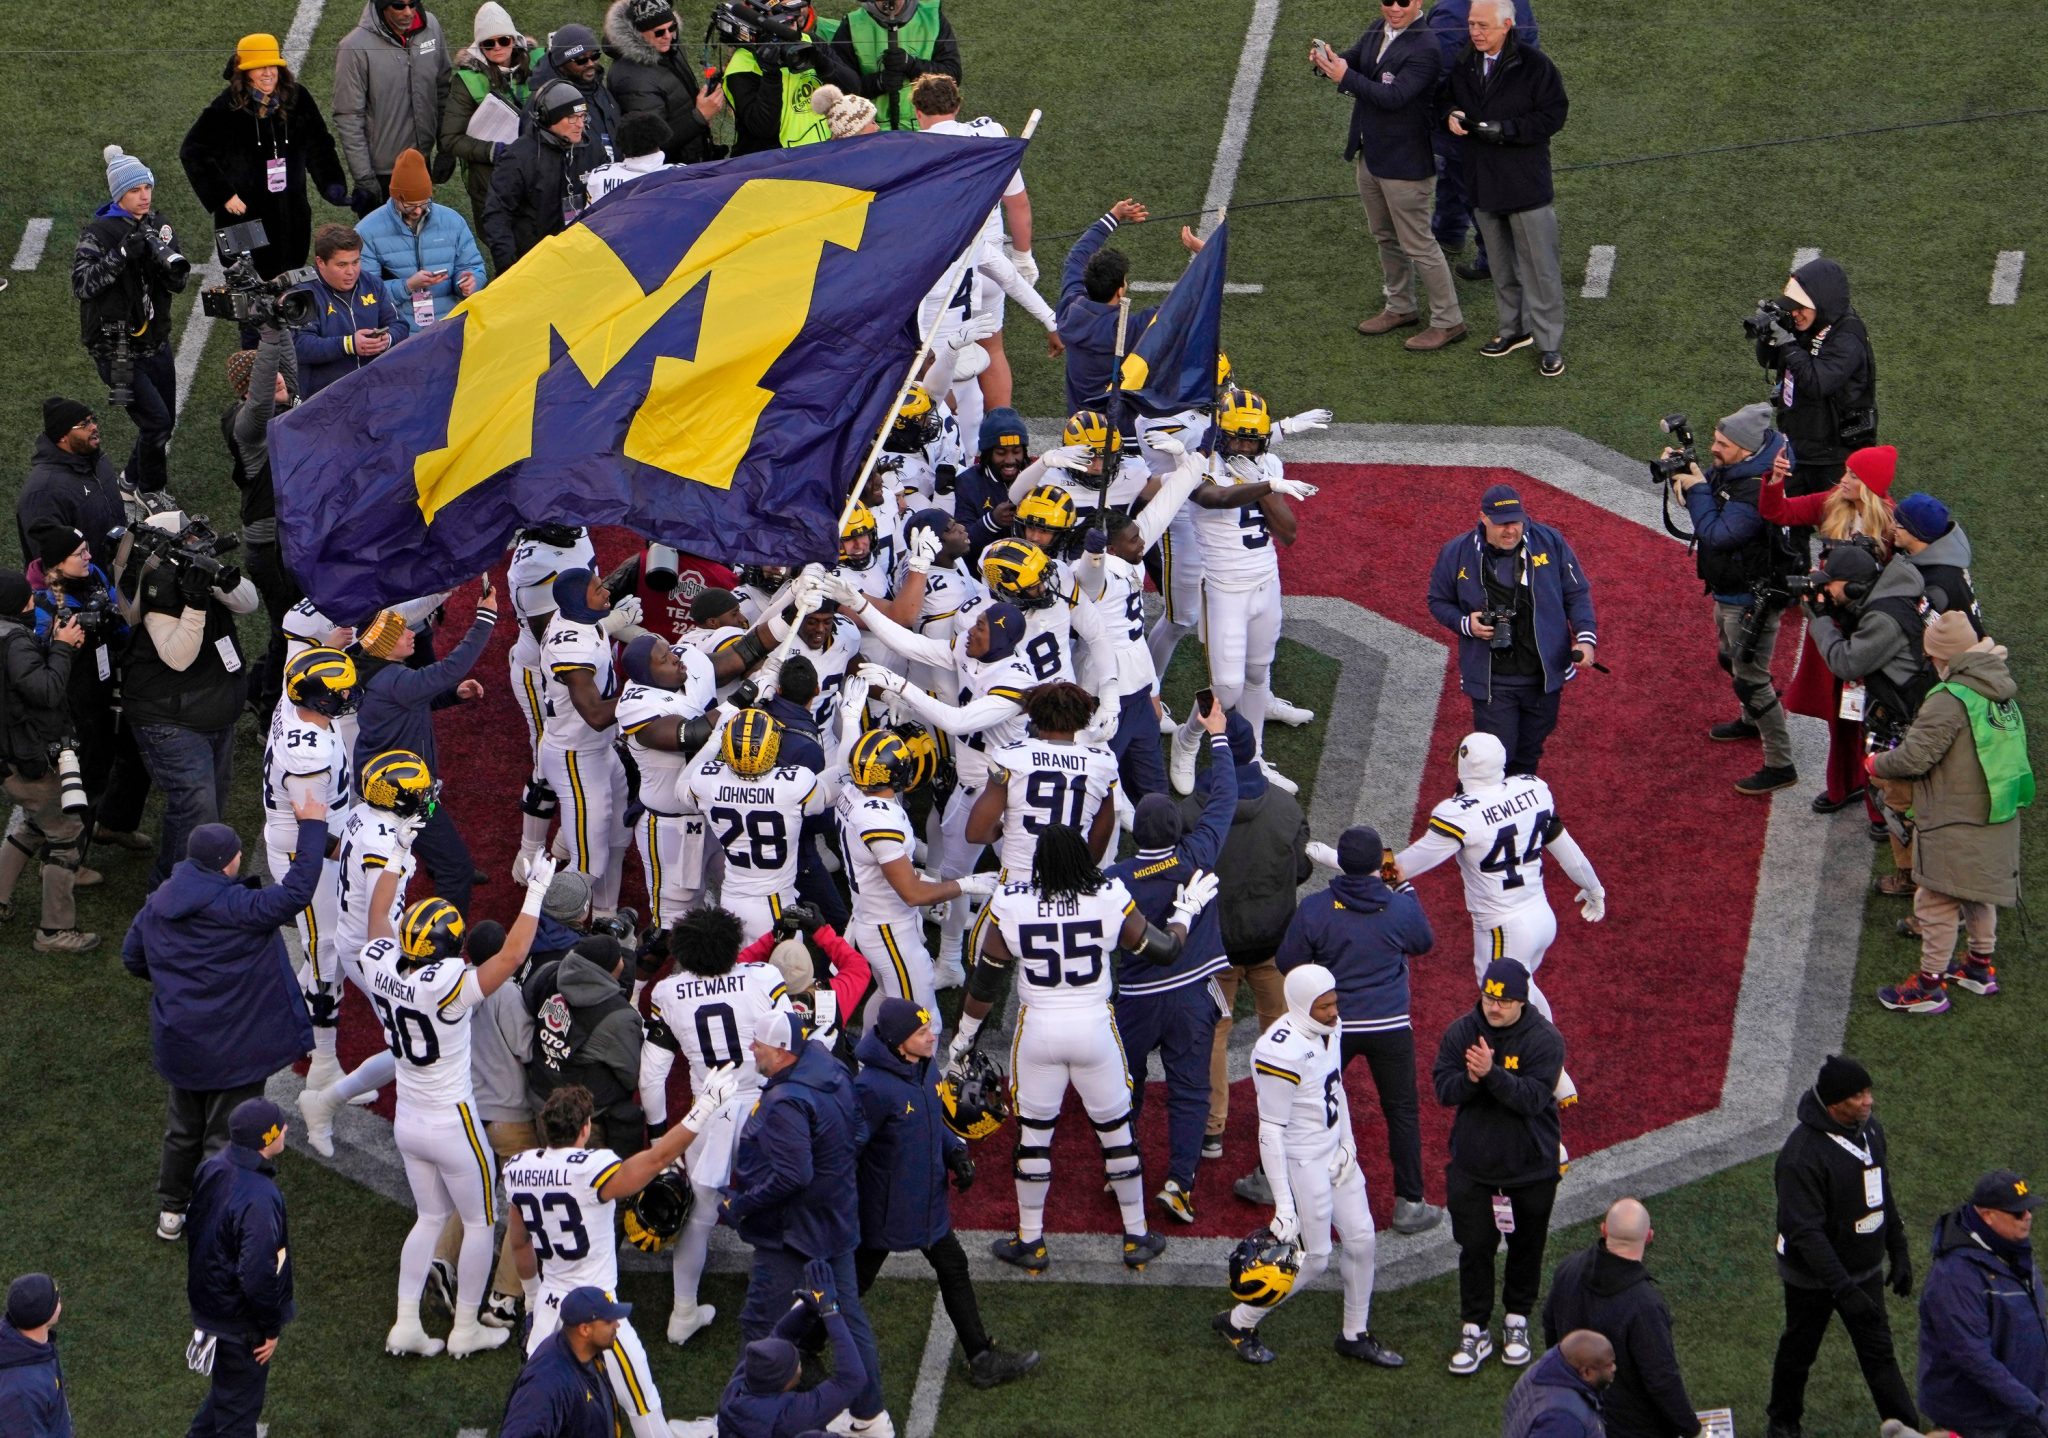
[332,0,453,185]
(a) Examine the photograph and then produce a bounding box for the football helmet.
[939,1048,1010,1141]
[283,646,361,718]
[738,563,790,591]
[397,896,465,966]
[839,502,879,571]
[1228,1227,1303,1308]
[1014,484,1081,555]
[622,1170,693,1252]
[1061,409,1121,457]
[722,708,783,778]
[888,721,946,795]
[360,750,441,819]
[888,383,942,453]
[980,538,1056,609]
[521,523,586,549]
[848,728,916,793]
[1217,390,1273,457]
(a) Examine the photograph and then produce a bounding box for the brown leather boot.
[1356,309,1421,335]
[1405,323,1468,351]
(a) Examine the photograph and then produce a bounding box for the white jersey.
[539,614,618,750]
[684,757,826,900]
[1251,1017,1346,1164]
[987,737,1119,877]
[281,598,337,665]
[647,964,791,1093]
[583,155,673,203]
[509,531,597,667]
[359,937,485,1110]
[884,413,967,504]
[331,803,413,964]
[502,1145,626,1293]
[901,561,979,698]
[939,637,1037,789]
[837,789,919,928]
[988,876,1134,1012]
[794,616,863,723]
[1076,555,1151,698]
[262,706,350,833]
[616,669,715,815]
[1192,451,1283,592]
[1412,775,1561,923]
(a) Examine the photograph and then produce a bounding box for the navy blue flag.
[273,133,1026,618]
[1116,220,1226,419]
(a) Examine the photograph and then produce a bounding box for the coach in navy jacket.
[1917,1173,2048,1438]
[1277,825,1436,1222]
[184,1099,294,1437]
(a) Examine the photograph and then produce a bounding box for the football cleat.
[283,646,361,717]
[1448,1324,1493,1375]
[990,1234,1049,1274]
[360,750,441,819]
[446,1316,509,1358]
[1212,1310,1276,1365]
[1336,1332,1406,1367]
[1265,694,1315,726]
[1122,1230,1167,1269]
[298,1084,339,1158]
[385,1317,446,1358]
[1156,1180,1197,1224]
[1945,957,2000,996]
[667,1303,717,1347]
[722,708,784,778]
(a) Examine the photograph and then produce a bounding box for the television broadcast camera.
[111,492,241,588]
[200,221,316,328]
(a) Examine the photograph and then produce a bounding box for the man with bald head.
[1543,1198,1702,1437]
[1502,1329,1615,1438]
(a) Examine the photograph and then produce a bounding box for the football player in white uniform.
[877,385,968,505]
[537,569,635,916]
[683,709,830,943]
[1212,964,1401,1368]
[262,647,360,1091]
[1136,356,1234,684]
[507,1078,734,1438]
[507,524,597,880]
[616,635,721,930]
[966,681,1121,881]
[892,508,980,702]
[280,598,361,756]
[970,539,1113,696]
[947,823,1217,1272]
[1393,732,1605,1103]
[362,851,558,1358]
[1008,411,1153,522]
[639,905,795,1347]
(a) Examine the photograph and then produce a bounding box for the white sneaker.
[156,1210,186,1242]
[1267,694,1316,726]
[667,1303,717,1347]
[1157,705,1178,736]
[1257,759,1298,794]
[668,1420,719,1438]
[298,1085,339,1158]
[446,1317,510,1358]
[1168,729,1199,795]
[827,1412,896,1437]
[1448,1323,1492,1375]
[478,1293,520,1329]
[385,1318,446,1357]
[1501,1315,1533,1367]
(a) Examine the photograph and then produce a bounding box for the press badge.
[1839,683,1866,721]
[411,290,437,329]
[266,156,288,193]
[216,635,242,672]
[96,644,111,681]
[1864,1166,1884,1210]
[1492,1193,1515,1234]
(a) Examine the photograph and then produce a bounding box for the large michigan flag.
[1116,220,1226,419]
[274,134,1025,617]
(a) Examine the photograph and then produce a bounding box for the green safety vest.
[723,43,833,147]
[1932,680,2035,823]
[456,54,540,111]
[839,2,942,131]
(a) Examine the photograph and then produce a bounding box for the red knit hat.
[1844,445,1897,496]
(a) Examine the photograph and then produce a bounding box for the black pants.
[74,686,152,834]
[242,540,302,717]
[159,1081,266,1212]
[1766,1276,1918,1429]
[410,802,474,924]
[1469,672,1561,776]
[855,1231,990,1358]
[1445,1166,1557,1325]
[1339,1030,1424,1203]
[93,344,176,492]
[186,1332,270,1438]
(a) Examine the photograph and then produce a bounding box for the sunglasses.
[481,34,516,47]
[1382,0,1418,6]
[647,23,677,36]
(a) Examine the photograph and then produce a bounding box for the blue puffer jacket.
[121,823,323,1091]
[0,1322,70,1438]
[1275,870,1434,1035]
[851,1030,962,1252]
[352,198,488,322]
[1501,1346,1602,1438]
[1426,519,1597,700]
[725,1039,866,1258]
[290,270,409,397]
[1918,1205,2048,1436]
[1683,431,1789,604]
[186,1145,295,1341]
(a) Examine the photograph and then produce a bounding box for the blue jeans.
[739,1246,883,1420]
[1115,980,1220,1188]
[1110,687,1168,801]
[133,722,235,889]
[1469,672,1561,777]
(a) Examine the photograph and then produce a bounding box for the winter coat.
[1542,1241,1700,1438]
[1502,1346,1605,1438]
[1428,520,1598,700]
[290,269,408,397]
[1057,212,1159,418]
[17,435,126,572]
[120,826,323,1091]
[71,203,188,354]
[185,1144,295,1340]
[1444,29,1569,214]
[1180,715,1309,955]
[523,952,644,1115]
[1426,0,1540,67]
[1760,478,1897,721]
[1276,870,1433,1035]
[0,616,75,779]
[353,606,495,773]
[852,1030,963,1251]
[1774,1086,1908,1292]
[332,0,453,186]
[1107,732,1236,996]
[725,1039,866,1258]
[1902,522,1984,632]
[1683,432,1792,602]
[1432,999,1564,1189]
[439,41,539,218]
[716,1304,867,1438]
[602,0,718,164]
[1871,644,2024,906]
[1918,1204,2048,1437]
[531,55,625,189]
[179,84,347,277]
[353,195,488,322]
[502,1331,616,1438]
[1756,256,1876,468]
[0,1321,70,1438]
[1337,19,1441,179]
[1807,554,1928,703]
[481,127,586,272]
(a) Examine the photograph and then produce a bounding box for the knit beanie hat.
[873,996,930,1051]
[0,573,31,616]
[473,0,517,43]
[1844,445,1898,496]
[30,520,86,573]
[1894,492,1951,543]
[689,587,740,624]
[226,348,259,398]
[543,870,593,921]
[1923,609,1979,669]
[811,84,877,140]
[388,148,433,204]
[743,1336,801,1394]
[103,144,154,201]
[1815,1053,1872,1106]
[1716,402,1775,456]
[42,396,92,442]
[1336,825,1385,876]
[4,1274,59,1330]
[1131,794,1183,850]
[188,823,243,871]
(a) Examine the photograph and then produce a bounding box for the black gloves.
[177,561,215,609]
[348,182,383,217]
[944,1145,975,1193]
[1470,119,1507,143]
[774,902,824,939]
[430,149,457,184]
[121,228,149,262]
[321,180,349,206]
[1888,1254,1913,1298]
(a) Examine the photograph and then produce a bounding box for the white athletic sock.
[397,1215,443,1304]
[1239,672,1272,760]
[1014,1177,1050,1244]
[309,1026,337,1062]
[332,1049,396,1102]
[1109,1172,1147,1233]
[1339,1229,1377,1337]
[519,811,548,853]
[455,1220,495,1311]
[670,1184,720,1309]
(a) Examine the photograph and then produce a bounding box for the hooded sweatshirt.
[1918,1204,2048,1436]
[332,0,453,185]
[0,1322,71,1438]
[1543,1241,1700,1438]
[1758,256,1876,465]
[1773,1086,1907,1292]
[1902,521,1984,633]
[523,951,643,1112]
[1432,998,1565,1188]
[1809,552,1928,695]
[1275,869,1434,1035]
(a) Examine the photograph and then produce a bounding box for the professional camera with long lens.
[1742,295,1799,342]
[200,221,317,328]
[1782,572,1830,600]
[1647,412,1696,484]
[50,741,89,816]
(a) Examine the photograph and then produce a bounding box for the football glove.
[1004,243,1039,287]
[1268,476,1320,501]
[816,572,864,612]
[952,871,1000,899]
[520,854,560,916]
[906,525,943,573]
[1329,1141,1358,1187]
[1147,433,1185,457]
[1305,841,1341,870]
[599,595,643,636]
[1577,888,1607,923]
[1040,443,1092,473]
[1225,455,1265,486]
[685,1066,741,1129]
[1170,869,1221,928]
[1269,1209,1299,1245]
[855,662,907,696]
[1276,408,1332,436]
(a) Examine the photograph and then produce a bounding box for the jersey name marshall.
[501,1155,624,1191]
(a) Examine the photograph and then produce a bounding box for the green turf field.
[4,1,2045,1433]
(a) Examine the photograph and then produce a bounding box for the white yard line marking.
[1791,246,1820,270]
[1197,0,1283,237]
[282,0,327,67]
[11,218,52,271]
[1580,244,1615,299]
[904,1289,954,1438]
[1127,280,1264,294]
[1990,250,2025,306]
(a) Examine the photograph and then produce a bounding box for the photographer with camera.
[1666,402,1801,796]
[718,1,859,153]
[1753,256,1877,507]
[1427,484,1598,777]
[291,223,407,398]
[824,0,962,133]
[0,570,96,953]
[118,511,262,891]
[224,324,302,717]
[18,399,126,575]
[70,145,190,493]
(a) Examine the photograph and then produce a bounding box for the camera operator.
[0,570,96,953]
[1669,402,1800,796]
[118,512,262,891]
[28,523,153,856]
[70,146,190,493]
[224,324,302,717]
[1754,257,1877,506]
[19,399,126,574]
[719,2,859,154]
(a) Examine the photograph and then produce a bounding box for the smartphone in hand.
[1195,687,1216,718]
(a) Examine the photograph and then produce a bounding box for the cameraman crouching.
[118,513,262,890]
[1671,402,1800,797]
[0,569,97,952]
